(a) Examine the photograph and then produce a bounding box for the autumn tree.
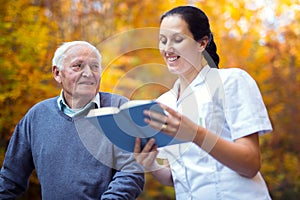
[0,0,58,149]
[1,0,300,199]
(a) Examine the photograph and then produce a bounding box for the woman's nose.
[160,42,175,53]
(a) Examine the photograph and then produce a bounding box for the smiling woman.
[159,15,204,84]
[134,5,273,200]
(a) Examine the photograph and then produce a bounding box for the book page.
[86,107,120,117]
[119,100,154,110]
[86,100,155,117]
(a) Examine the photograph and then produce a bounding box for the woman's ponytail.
[204,33,219,68]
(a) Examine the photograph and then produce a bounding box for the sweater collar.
[57,91,100,117]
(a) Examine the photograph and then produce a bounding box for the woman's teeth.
[168,56,179,62]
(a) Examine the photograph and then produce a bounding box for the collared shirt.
[57,90,100,117]
[157,65,272,200]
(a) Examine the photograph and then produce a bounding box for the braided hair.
[161,6,219,68]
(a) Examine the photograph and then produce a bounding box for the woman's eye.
[174,37,183,43]
[159,37,167,44]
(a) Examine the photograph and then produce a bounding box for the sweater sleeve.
[100,170,144,200]
[100,134,145,199]
[0,117,35,198]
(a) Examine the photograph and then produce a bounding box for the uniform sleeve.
[223,69,273,140]
[0,117,35,198]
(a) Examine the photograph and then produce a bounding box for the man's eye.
[91,65,100,71]
[72,63,81,67]
[72,64,82,71]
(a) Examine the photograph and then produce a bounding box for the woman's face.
[159,15,203,76]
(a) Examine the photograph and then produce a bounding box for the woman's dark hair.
[161,6,219,68]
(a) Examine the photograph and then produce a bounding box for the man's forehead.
[66,55,100,64]
[66,44,94,54]
[65,45,100,60]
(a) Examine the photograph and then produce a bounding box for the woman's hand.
[143,103,199,142]
[133,138,160,171]
[133,137,174,186]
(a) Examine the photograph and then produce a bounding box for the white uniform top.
[157,65,272,200]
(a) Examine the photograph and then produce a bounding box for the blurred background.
[0,0,299,199]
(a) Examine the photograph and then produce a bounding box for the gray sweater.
[0,92,144,199]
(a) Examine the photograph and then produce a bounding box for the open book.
[86,100,185,152]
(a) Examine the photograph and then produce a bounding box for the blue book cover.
[86,100,185,152]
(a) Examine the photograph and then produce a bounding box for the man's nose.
[82,65,92,77]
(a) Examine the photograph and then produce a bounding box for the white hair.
[52,41,102,70]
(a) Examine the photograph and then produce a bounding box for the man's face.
[54,44,102,108]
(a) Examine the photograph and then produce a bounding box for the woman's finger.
[134,137,142,154]
[141,138,156,153]
[159,103,181,118]
[144,110,167,124]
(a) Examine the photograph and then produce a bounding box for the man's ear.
[52,66,62,84]
[197,36,209,52]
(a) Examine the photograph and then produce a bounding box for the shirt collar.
[194,64,211,86]
[57,90,100,117]
[171,65,211,96]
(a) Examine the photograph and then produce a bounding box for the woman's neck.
[177,64,204,99]
[178,74,196,96]
[176,57,208,99]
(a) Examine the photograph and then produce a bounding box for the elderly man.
[0,41,144,199]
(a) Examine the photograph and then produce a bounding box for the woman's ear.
[52,65,62,84]
[197,36,209,52]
